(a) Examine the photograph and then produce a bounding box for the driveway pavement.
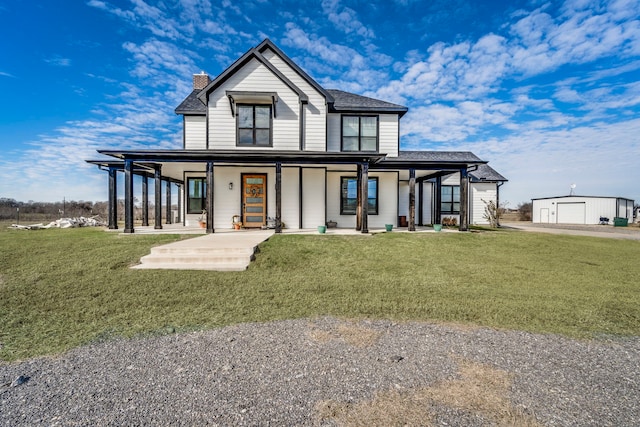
[501,221,640,240]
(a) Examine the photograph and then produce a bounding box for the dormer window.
[342,116,378,152]
[237,104,272,146]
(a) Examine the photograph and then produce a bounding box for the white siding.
[470,183,497,225]
[326,114,341,152]
[378,114,399,157]
[261,48,327,151]
[184,116,206,149]
[302,168,326,228]
[208,58,300,151]
[422,182,433,225]
[327,171,398,228]
[281,167,300,229]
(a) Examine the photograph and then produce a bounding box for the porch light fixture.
[229,182,233,190]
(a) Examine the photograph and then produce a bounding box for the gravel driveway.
[1,317,639,426]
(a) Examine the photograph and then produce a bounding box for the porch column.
[275,162,282,234]
[356,163,362,231]
[124,159,134,234]
[434,176,442,225]
[165,180,172,225]
[459,167,469,231]
[418,180,424,226]
[108,167,118,230]
[360,162,369,234]
[206,161,214,233]
[154,166,162,230]
[408,168,416,231]
[141,175,149,226]
[176,184,182,224]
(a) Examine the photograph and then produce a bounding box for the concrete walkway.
[501,222,640,241]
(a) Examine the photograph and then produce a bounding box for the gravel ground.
[1,317,639,426]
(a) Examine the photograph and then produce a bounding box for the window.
[340,177,378,215]
[187,178,206,214]
[237,104,272,146]
[342,116,378,151]
[441,185,460,214]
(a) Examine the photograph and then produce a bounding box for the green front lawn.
[1,225,638,361]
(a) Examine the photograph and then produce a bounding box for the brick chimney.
[193,71,210,90]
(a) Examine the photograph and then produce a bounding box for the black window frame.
[441,185,461,214]
[236,104,273,147]
[340,176,379,215]
[341,115,379,152]
[186,177,206,214]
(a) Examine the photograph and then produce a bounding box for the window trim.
[186,177,206,214]
[236,104,273,147]
[340,115,379,152]
[441,185,461,214]
[340,176,379,215]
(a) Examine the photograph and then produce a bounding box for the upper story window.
[237,104,272,146]
[441,185,460,214]
[342,116,378,151]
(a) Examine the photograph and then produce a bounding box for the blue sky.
[1,0,639,207]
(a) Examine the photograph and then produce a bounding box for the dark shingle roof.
[327,89,408,116]
[396,151,484,163]
[175,90,206,115]
[469,163,508,182]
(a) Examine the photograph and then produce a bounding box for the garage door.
[556,202,586,224]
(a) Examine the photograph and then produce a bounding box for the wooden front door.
[242,174,267,228]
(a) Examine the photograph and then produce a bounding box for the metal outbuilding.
[532,196,634,225]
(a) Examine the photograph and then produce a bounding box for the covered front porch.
[88,150,484,235]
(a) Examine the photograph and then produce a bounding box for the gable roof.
[327,89,408,117]
[469,163,508,182]
[256,39,334,103]
[196,41,308,104]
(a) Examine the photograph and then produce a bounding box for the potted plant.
[198,210,206,228]
[232,215,242,230]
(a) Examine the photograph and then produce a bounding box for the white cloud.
[321,0,375,39]
[44,55,72,67]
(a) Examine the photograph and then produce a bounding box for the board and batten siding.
[184,115,206,149]
[470,183,497,225]
[302,168,326,228]
[281,167,300,229]
[207,58,300,151]
[260,48,327,151]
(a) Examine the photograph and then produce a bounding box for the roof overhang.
[95,149,387,165]
[226,91,279,117]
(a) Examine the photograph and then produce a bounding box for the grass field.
[1,224,639,362]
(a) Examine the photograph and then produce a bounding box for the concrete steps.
[131,231,274,271]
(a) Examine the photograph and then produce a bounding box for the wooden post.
[124,159,134,233]
[409,168,416,231]
[165,180,172,224]
[154,166,162,230]
[275,162,282,233]
[108,167,118,230]
[459,167,469,231]
[206,161,214,233]
[141,175,149,226]
[361,162,369,233]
